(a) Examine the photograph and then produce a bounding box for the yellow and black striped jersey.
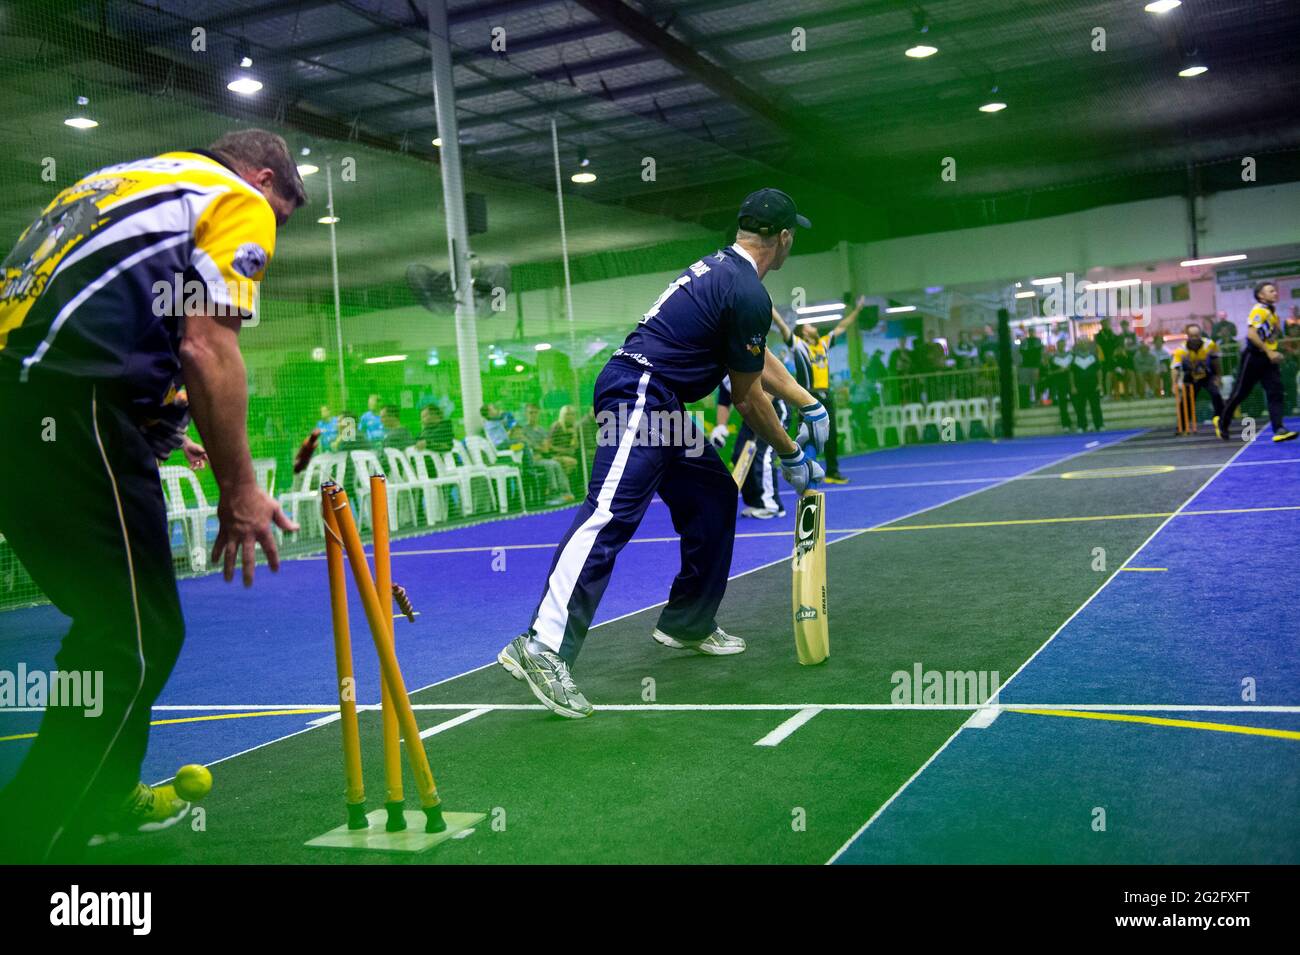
[0,149,275,408]
[1245,304,1280,353]
[1172,340,1219,380]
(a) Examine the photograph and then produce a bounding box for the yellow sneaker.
[120,781,190,832]
[1273,430,1298,443]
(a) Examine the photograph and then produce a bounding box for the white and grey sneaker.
[498,634,594,719]
[652,626,746,655]
[741,506,778,519]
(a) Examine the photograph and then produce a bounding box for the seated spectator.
[520,403,576,482]
[509,424,574,506]
[1132,342,1159,398]
[953,333,978,369]
[417,402,454,452]
[480,402,514,448]
[379,405,415,449]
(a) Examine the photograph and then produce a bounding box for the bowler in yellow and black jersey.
[1215,281,1298,443]
[0,130,305,862]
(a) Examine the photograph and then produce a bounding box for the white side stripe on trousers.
[532,372,651,651]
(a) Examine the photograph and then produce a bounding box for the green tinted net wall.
[0,2,749,610]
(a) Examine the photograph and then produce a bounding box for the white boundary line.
[824,435,1256,864]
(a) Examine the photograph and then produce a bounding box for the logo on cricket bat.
[795,498,820,557]
[795,604,819,621]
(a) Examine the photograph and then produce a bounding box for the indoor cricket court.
[1,0,1298,919]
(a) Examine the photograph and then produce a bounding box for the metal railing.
[872,367,1000,407]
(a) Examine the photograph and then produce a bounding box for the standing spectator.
[416,402,454,452]
[1150,333,1170,396]
[1017,330,1043,405]
[977,324,999,364]
[1094,319,1119,398]
[1044,344,1075,430]
[953,332,978,369]
[1114,319,1139,397]
[1070,339,1104,431]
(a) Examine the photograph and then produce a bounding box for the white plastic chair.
[279,452,347,538]
[922,402,945,439]
[968,397,992,433]
[253,457,277,495]
[406,448,468,522]
[463,435,526,514]
[159,465,217,571]
[386,447,447,526]
[900,403,924,444]
[836,406,854,453]
[349,450,417,530]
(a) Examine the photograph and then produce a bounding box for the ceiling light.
[1144,1,1181,12]
[534,342,552,351]
[1178,64,1207,77]
[885,305,917,314]
[296,163,319,176]
[514,364,525,372]
[794,303,847,315]
[571,171,596,184]
[364,354,406,364]
[317,215,339,225]
[431,137,442,147]
[1015,290,1037,299]
[1082,279,1141,290]
[64,116,98,129]
[1029,276,1062,285]
[1180,253,1247,267]
[905,45,938,58]
[227,75,263,95]
[978,102,1007,113]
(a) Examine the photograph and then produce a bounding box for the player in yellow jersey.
[0,130,306,861]
[1215,282,1297,443]
[1170,323,1225,427]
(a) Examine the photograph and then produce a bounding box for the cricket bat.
[732,439,758,487]
[792,490,829,665]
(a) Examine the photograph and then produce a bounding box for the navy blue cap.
[737,188,811,233]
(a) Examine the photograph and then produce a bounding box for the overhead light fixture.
[1082,278,1142,290]
[65,94,96,128]
[1030,276,1063,285]
[794,302,847,315]
[364,354,407,364]
[978,102,1007,113]
[317,215,339,225]
[1015,290,1037,299]
[795,314,844,325]
[885,305,917,314]
[534,342,552,351]
[1144,0,1181,12]
[1178,64,1208,77]
[431,137,442,147]
[905,45,938,58]
[227,75,263,95]
[296,163,319,176]
[1180,253,1247,267]
[514,364,525,372]
[571,171,596,183]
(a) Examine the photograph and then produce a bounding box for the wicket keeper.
[498,189,828,718]
[1171,323,1225,425]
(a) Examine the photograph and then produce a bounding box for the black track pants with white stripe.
[0,376,184,862]
[732,398,787,513]
[529,362,738,665]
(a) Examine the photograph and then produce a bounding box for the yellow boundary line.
[1010,707,1300,741]
[0,707,335,743]
[840,503,1300,534]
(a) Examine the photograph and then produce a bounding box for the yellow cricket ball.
[174,764,213,801]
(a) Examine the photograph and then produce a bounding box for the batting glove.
[709,423,729,448]
[795,401,830,453]
[780,446,825,494]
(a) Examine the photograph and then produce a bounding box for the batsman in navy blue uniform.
[498,189,830,718]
